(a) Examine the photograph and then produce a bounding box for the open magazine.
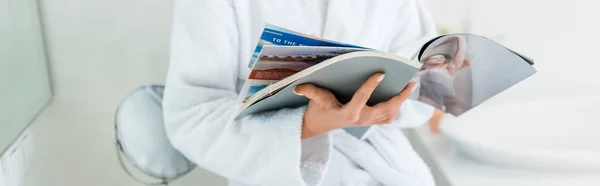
[414,34,535,115]
[236,24,536,139]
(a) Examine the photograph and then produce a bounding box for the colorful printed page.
[239,46,365,102]
[246,24,364,68]
[238,24,365,102]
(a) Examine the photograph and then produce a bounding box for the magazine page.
[239,45,365,102]
[414,34,536,116]
[246,24,364,68]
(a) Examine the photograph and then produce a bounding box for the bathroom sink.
[440,95,600,172]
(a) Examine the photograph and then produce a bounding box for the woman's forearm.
[428,108,445,133]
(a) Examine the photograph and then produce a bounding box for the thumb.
[294,84,330,104]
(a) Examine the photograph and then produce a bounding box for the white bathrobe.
[163,0,438,185]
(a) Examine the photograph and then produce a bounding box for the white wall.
[425,0,600,105]
[470,0,600,101]
[21,0,226,185]
[0,0,51,156]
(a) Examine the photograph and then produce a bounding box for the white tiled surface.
[0,0,52,157]
[1,131,32,186]
[0,159,6,186]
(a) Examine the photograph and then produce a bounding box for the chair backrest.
[114,85,195,184]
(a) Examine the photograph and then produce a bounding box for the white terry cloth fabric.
[327,127,436,186]
[163,0,438,185]
[321,100,437,186]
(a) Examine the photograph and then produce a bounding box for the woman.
[417,35,470,113]
[163,0,444,185]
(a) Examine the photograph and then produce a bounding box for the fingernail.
[377,74,386,83]
[411,82,420,92]
[293,88,304,96]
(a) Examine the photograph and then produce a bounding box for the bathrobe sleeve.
[386,100,436,129]
[163,0,331,185]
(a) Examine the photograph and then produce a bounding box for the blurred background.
[1,0,599,185]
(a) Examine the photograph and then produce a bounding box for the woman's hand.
[294,73,418,139]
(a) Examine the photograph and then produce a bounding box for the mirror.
[0,0,52,155]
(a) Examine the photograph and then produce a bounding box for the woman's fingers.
[343,73,385,117]
[387,82,418,106]
[356,82,417,126]
[295,84,335,106]
[373,82,417,123]
[351,104,396,126]
[297,76,414,127]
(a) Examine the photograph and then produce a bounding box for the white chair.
[114,85,195,185]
